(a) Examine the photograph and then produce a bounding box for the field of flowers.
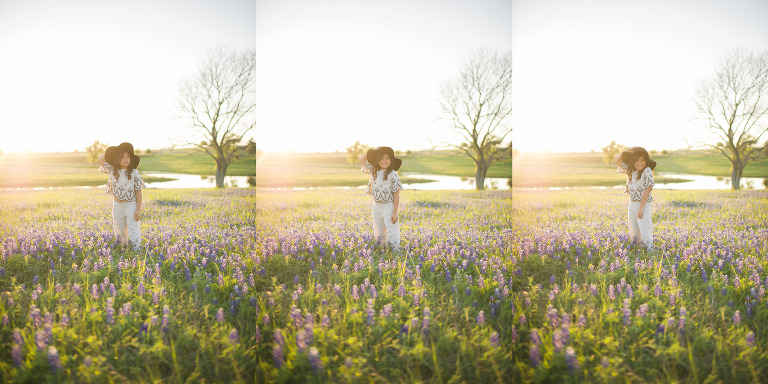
[1,187,766,382]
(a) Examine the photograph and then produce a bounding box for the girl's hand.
[391,211,398,224]
[134,209,142,221]
[637,208,644,219]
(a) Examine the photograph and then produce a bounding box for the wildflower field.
[1,187,767,383]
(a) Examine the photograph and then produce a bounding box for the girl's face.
[119,152,131,168]
[378,154,391,169]
[633,156,646,171]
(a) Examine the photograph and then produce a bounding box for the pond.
[142,172,254,188]
[653,172,767,190]
[143,171,764,190]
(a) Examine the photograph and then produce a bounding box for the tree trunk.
[215,161,228,188]
[475,163,486,191]
[731,162,743,190]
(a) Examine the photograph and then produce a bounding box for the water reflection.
[655,172,767,190]
[143,172,254,189]
[402,173,511,190]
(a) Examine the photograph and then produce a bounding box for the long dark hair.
[372,152,394,181]
[627,153,652,183]
[110,151,135,180]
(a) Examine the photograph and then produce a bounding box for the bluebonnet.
[490,332,500,348]
[746,331,755,347]
[48,346,62,374]
[309,347,322,373]
[565,347,578,374]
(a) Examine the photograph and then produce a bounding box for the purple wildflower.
[255,325,261,343]
[297,329,309,352]
[746,331,755,347]
[352,285,359,301]
[12,345,22,367]
[35,330,47,351]
[272,344,284,367]
[13,329,23,346]
[732,310,741,326]
[553,329,565,352]
[476,310,485,326]
[565,347,578,374]
[229,328,238,344]
[273,329,285,346]
[48,346,62,374]
[490,331,500,348]
[321,315,330,327]
[519,314,527,326]
[216,308,225,323]
[529,344,540,367]
[510,325,518,343]
[105,298,115,325]
[308,347,322,373]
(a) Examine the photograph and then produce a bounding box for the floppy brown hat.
[105,142,141,168]
[621,147,656,170]
[366,146,402,171]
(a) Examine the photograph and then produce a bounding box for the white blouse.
[99,162,145,202]
[617,163,654,202]
[362,162,404,203]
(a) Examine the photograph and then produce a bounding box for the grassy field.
[511,151,768,188]
[2,149,767,189]
[1,188,766,382]
[0,151,256,189]
[251,152,492,188]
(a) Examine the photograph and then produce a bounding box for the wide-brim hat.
[367,146,402,171]
[105,142,140,168]
[621,146,656,170]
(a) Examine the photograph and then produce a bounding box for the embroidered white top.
[361,162,404,203]
[99,162,145,202]
[617,163,654,202]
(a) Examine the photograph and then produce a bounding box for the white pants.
[627,201,652,250]
[112,200,141,248]
[372,202,400,251]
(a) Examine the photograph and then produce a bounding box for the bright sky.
[0,0,256,153]
[512,0,768,153]
[255,0,513,153]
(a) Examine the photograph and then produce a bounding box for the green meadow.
[2,149,767,189]
[0,151,256,189]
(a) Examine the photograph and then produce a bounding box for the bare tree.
[694,49,768,190]
[439,48,513,190]
[177,47,256,188]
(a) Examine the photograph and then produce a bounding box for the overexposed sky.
[3,0,765,154]
[0,0,256,153]
[512,0,768,153]
[255,0,513,153]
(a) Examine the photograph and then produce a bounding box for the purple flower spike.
[565,347,578,374]
[309,347,322,373]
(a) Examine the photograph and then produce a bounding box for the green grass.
[1,188,766,382]
[0,150,255,189]
[511,151,768,188]
[3,149,767,189]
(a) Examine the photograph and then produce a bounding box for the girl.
[359,146,404,252]
[614,146,656,251]
[97,142,145,249]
